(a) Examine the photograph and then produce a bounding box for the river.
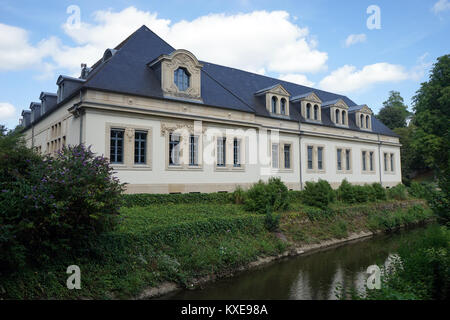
[160,226,430,300]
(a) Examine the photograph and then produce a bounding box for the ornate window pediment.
[255,84,291,116]
[291,92,322,122]
[352,105,373,131]
[149,49,203,101]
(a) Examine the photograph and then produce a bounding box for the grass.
[0,197,432,300]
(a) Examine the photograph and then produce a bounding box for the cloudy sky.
[1,0,449,129]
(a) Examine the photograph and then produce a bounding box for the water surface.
[161,227,430,300]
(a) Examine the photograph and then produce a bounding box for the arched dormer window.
[306,103,311,119]
[336,109,340,124]
[271,96,278,113]
[280,98,286,115]
[314,105,319,120]
[174,67,190,91]
[366,115,370,128]
[342,110,346,125]
[360,114,365,128]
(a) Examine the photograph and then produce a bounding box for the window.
[362,151,367,171]
[110,129,124,164]
[272,143,279,168]
[384,153,388,171]
[307,146,313,169]
[369,152,374,171]
[233,138,241,167]
[345,149,351,170]
[306,103,311,119]
[361,114,365,128]
[284,145,291,169]
[390,153,394,172]
[336,109,340,124]
[271,96,278,113]
[169,132,181,166]
[366,115,370,129]
[337,148,342,170]
[189,135,199,166]
[314,105,319,120]
[280,98,286,115]
[134,131,147,164]
[217,137,226,167]
[342,111,346,125]
[318,147,323,170]
[174,68,190,91]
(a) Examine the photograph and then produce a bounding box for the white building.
[20,26,402,194]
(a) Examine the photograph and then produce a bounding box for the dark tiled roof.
[23,25,398,137]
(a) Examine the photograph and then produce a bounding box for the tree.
[411,54,450,172]
[376,91,411,129]
[393,125,426,181]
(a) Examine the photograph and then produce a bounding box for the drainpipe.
[299,134,303,190]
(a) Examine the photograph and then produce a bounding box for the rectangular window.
[362,151,367,171]
[345,149,351,170]
[233,138,241,167]
[390,153,394,172]
[189,135,199,166]
[110,129,124,164]
[272,143,279,168]
[337,148,342,171]
[134,131,147,164]
[169,132,181,166]
[369,152,374,171]
[317,147,323,170]
[384,153,388,171]
[217,137,226,167]
[307,146,313,169]
[284,144,291,169]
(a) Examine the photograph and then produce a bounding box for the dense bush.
[408,182,434,199]
[264,208,280,232]
[243,177,289,214]
[337,180,386,204]
[0,142,124,272]
[302,180,335,209]
[123,191,232,207]
[387,184,408,200]
[231,186,245,205]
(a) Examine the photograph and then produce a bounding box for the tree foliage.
[376,91,410,129]
[412,54,450,172]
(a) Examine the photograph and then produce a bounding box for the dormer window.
[174,67,190,91]
[323,99,349,127]
[280,98,287,115]
[271,96,278,113]
[351,105,373,130]
[291,92,322,122]
[342,111,346,125]
[255,84,290,116]
[335,109,340,124]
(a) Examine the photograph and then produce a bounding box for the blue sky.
[1,0,449,129]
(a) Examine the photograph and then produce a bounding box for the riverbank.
[0,198,431,300]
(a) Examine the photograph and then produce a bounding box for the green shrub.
[264,209,280,232]
[304,207,335,221]
[337,180,386,204]
[387,184,408,200]
[408,182,434,200]
[302,180,335,209]
[0,144,124,272]
[244,178,289,214]
[232,186,245,204]
[122,191,232,207]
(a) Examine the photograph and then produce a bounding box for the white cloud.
[319,63,410,94]
[432,0,450,14]
[0,7,328,76]
[279,74,315,87]
[0,102,16,120]
[344,33,367,47]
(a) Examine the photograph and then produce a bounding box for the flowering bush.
[0,142,124,271]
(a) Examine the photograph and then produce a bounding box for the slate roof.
[23,25,397,137]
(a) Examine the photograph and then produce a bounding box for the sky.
[1,0,449,129]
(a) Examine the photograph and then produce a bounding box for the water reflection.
[160,227,428,300]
